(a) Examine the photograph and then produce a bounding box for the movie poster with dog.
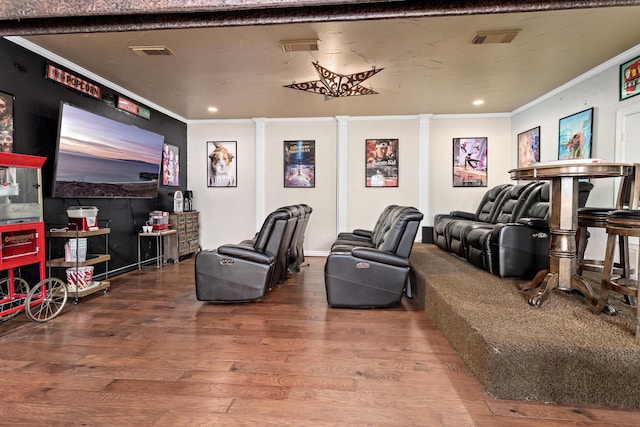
[207,141,237,187]
[366,139,398,187]
[162,143,179,186]
[284,140,315,188]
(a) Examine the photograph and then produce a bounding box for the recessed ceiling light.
[473,99,485,106]
[208,107,218,113]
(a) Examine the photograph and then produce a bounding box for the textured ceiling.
[10,4,640,120]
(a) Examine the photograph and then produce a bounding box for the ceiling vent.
[281,39,320,53]
[471,30,520,45]
[129,45,174,56]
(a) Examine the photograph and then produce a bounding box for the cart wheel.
[0,277,30,323]
[24,278,68,322]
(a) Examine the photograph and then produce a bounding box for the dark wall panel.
[0,38,188,276]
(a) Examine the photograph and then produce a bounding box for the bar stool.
[595,209,640,339]
[576,164,640,277]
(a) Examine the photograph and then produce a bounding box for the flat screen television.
[52,102,165,198]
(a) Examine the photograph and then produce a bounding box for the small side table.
[137,229,177,271]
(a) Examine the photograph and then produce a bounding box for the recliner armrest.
[516,217,548,230]
[351,229,373,238]
[449,211,475,219]
[335,233,372,242]
[351,247,410,268]
[218,244,275,264]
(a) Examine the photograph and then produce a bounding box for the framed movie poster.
[162,143,179,186]
[452,137,487,187]
[0,90,14,153]
[620,55,640,101]
[517,126,540,168]
[558,108,593,160]
[365,139,398,187]
[284,140,315,188]
[207,141,237,187]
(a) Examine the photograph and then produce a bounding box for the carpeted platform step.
[409,243,640,408]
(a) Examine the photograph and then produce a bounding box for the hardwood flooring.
[0,256,638,426]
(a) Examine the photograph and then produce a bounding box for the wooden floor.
[0,257,638,426]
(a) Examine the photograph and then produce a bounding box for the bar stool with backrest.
[593,164,640,338]
[576,164,640,277]
[595,209,640,339]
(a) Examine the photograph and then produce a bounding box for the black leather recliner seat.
[324,206,424,308]
[433,184,511,252]
[484,181,593,278]
[432,180,593,278]
[288,204,313,273]
[195,206,299,303]
[446,183,536,259]
[465,182,549,277]
[330,204,398,249]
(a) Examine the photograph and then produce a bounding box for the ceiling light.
[207,107,218,113]
[284,62,384,100]
[473,99,485,106]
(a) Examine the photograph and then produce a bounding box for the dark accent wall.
[0,38,188,277]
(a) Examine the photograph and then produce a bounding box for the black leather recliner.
[288,204,313,273]
[331,204,398,249]
[271,205,300,283]
[433,181,593,278]
[466,182,549,277]
[446,183,529,259]
[195,208,294,303]
[433,184,512,252]
[324,206,424,308]
[484,181,593,278]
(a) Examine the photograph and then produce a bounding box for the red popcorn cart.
[0,153,68,323]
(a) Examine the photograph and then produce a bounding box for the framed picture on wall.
[162,143,179,186]
[365,139,398,187]
[207,141,237,187]
[0,90,15,153]
[558,108,593,160]
[517,126,540,167]
[284,140,315,188]
[452,137,487,187]
[620,55,640,101]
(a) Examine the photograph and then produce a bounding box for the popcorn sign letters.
[46,64,101,99]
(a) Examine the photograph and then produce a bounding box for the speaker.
[422,226,434,244]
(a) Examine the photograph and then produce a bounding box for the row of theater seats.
[194,204,312,303]
[433,181,593,278]
[324,205,424,308]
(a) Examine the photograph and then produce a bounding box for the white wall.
[264,119,337,253]
[187,120,256,250]
[344,117,423,232]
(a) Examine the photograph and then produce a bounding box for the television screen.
[52,102,165,198]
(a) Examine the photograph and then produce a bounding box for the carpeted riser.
[411,243,640,408]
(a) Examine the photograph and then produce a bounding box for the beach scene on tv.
[52,104,165,198]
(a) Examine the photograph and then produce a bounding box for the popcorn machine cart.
[0,152,68,323]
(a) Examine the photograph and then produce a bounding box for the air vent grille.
[129,45,174,56]
[471,30,520,45]
[281,39,320,53]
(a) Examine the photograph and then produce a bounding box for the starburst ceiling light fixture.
[284,62,384,100]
